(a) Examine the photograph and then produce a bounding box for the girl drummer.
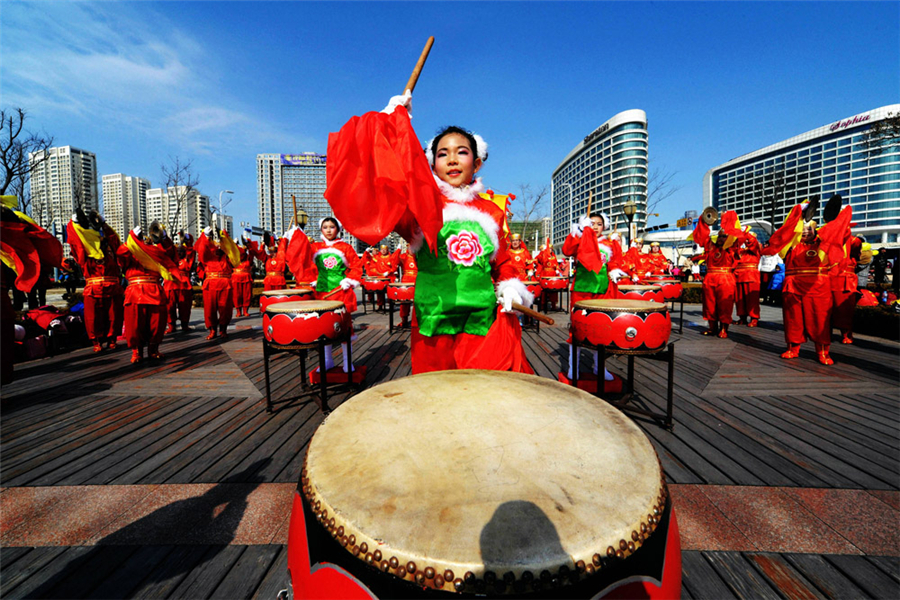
[286,216,362,373]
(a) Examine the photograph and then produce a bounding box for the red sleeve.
[562,233,580,257]
[693,219,711,248]
[286,233,313,280]
[66,221,87,266]
[762,204,804,256]
[491,235,519,283]
[608,238,624,270]
[195,233,216,265]
[343,243,363,281]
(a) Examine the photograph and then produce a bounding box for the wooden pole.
[291,194,298,224]
[587,190,593,217]
[405,37,435,93]
[512,302,554,326]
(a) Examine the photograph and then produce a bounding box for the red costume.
[256,238,289,291]
[535,241,562,309]
[762,203,852,365]
[196,231,235,338]
[66,219,125,350]
[164,240,195,332]
[507,243,533,281]
[232,239,259,317]
[644,246,668,277]
[734,234,762,326]
[367,250,397,279]
[397,250,418,325]
[623,244,647,279]
[561,229,625,306]
[830,232,862,343]
[692,214,741,338]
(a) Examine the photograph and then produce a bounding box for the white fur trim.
[442,201,500,261]
[597,212,611,231]
[433,175,485,204]
[496,278,534,308]
[319,217,342,233]
[425,133,489,165]
[314,247,349,266]
[597,242,613,263]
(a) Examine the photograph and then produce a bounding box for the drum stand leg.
[299,349,308,390]
[678,298,685,334]
[263,342,273,413]
[571,341,579,388]
[317,342,328,413]
[389,299,395,333]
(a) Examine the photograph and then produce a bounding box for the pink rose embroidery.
[446,230,484,266]
[322,256,339,269]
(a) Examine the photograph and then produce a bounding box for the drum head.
[388,282,413,287]
[575,299,667,312]
[261,288,313,297]
[302,370,666,593]
[266,300,344,314]
[617,285,662,292]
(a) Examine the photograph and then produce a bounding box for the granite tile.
[669,484,758,552]
[868,490,900,512]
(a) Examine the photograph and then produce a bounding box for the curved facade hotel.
[551,109,648,247]
[703,104,900,245]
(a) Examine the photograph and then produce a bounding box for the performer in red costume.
[824,195,862,344]
[367,244,397,309]
[164,231,195,333]
[644,242,668,277]
[535,238,562,310]
[257,233,289,291]
[733,229,762,327]
[232,228,258,317]
[66,210,125,352]
[623,237,646,280]
[762,200,852,365]
[397,241,418,328]
[692,211,743,338]
[117,224,185,363]
[196,226,238,339]
[507,233,533,281]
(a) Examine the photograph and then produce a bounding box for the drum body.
[643,279,682,301]
[617,284,665,304]
[572,299,671,355]
[524,280,543,299]
[540,276,568,291]
[259,288,314,312]
[287,371,681,599]
[362,277,390,293]
[263,300,348,347]
[387,282,415,302]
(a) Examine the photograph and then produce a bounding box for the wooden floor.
[1,298,898,598]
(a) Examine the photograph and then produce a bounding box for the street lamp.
[217,189,233,232]
[557,181,574,247]
[623,198,637,248]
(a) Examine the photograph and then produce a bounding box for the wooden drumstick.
[512,302,555,326]
[587,190,593,217]
[291,194,298,226]
[405,36,435,93]
[322,286,342,300]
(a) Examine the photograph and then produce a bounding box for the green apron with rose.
[415,218,497,337]
[315,250,346,292]
[573,239,613,294]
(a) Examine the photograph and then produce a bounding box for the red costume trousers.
[124,303,166,350]
[702,273,736,323]
[233,280,252,310]
[831,290,859,331]
[263,276,286,292]
[167,289,193,329]
[783,288,832,345]
[84,294,124,342]
[735,281,761,320]
[203,286,233,331]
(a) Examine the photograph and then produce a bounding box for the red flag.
[577,227,605,273]
[325,108,443,252]
[0,220,63,292]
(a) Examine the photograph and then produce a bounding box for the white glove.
[339,278,357,290]
[608,231,620,241]
[132,225,142,237]
[71,213,78,222]
[382,90,412,115]
[609,268,627,283]
[203,226,213,237]
[498,286,523,313]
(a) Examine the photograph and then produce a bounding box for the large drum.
[362,277,390,293]
[288,370,681,599]
[524,279,543,299]
[387,282,415,302]
[617,284,665,304]
[642,279,683,301]
[540,276,568,291]
[258,288,315,312]
[263,300,349,347]
[571,299,671,355]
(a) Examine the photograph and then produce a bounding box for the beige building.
[101,173,150,238]
[28,146,99,235]
[146,186,211,239]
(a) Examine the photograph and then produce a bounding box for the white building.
[28,146,99,235]
[146,186,211,239]
[101,173,150,238]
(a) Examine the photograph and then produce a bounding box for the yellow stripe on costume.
[126,235,174,282]
[218,231,242,267]
[1,249,18,274]
[779,214,805,260]
[72,222,104,260]
[1,196,19,209]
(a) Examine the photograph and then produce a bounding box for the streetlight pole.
[217,189,233,234]
[623,198,637,249]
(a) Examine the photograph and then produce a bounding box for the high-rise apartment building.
[101,173,150,237]
[257,152,357,247]
[28,146,99,235]
[146,186,211,239]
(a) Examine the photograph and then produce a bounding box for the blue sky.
[3,1,898,232]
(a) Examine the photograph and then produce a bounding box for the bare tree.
[0,108,54,213]
[160,156,200,232]
[862,111,900,158]
[645,167,682,215]
[509,183,550,246]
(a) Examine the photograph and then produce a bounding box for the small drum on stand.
[638,279,684,334]
[617,284,665,304]
[287,370,681,599]
[261,300,352,413]
[386,282,415,333]
[259,288,315,312]
[522,280,544,331]
[540,276,569,313]
[570,299,675,428]
[361,277,390,313]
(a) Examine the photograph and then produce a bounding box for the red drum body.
[259,288,314,312]
[263,300,349,346]
[387,282,415,302]
[572,299,671,354]
[362,277,390,292]
[541,276,568,290]
[618,284,666,303]
[644,279,683,300]
[524,280,543,299]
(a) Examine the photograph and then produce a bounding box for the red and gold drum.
[263,300,349,347]
[540,276,568,290]
[571,299,671,355]
[643,279,683,301]
[362,277,390,293]
[524,279,543,299]
[642,274,671,283]
[287,370,681,599]
[259,288,315,312]
[617,284,666,304]
[387,282,415,302]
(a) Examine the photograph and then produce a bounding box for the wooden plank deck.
[1,299,898,598]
